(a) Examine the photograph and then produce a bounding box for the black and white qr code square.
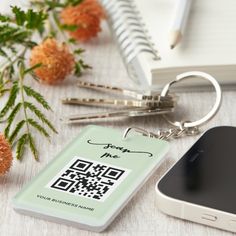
[46,157,130,202]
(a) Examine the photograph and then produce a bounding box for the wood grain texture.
[1,21,236,236]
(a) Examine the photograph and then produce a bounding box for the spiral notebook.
[101,0,236,89]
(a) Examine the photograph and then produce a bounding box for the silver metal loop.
[160,71,222,128]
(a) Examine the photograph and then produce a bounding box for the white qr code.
[46,157,130,202]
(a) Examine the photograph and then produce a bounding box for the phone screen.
[158,126,236,214]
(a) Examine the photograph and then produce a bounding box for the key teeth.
[61,99,69,104]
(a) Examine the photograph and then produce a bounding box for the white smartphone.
[156,126,236,233]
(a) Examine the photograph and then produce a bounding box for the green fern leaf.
[0,14,11,22]
[28,133,38,160]
[0,81,19,119]
[0,88,10,97]
[65,0,83,7]
[16,133,28,160]
[4,102,22,138]
[28,118,50,138]
[25,102,57,133]
[8,119,25,144]
[23,63,42,75]
[0,48,10,60]
[23,85,51,110]
[73,48,85,55]
[11,6,47,33]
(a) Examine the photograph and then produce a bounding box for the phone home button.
[201,214,217,222]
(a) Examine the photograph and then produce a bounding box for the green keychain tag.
[13,125,169,232]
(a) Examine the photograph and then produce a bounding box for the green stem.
[50,11,91,74]
[0,48,27,98]
[0,48,27,73]
[50,11,74,52]
[19,63,30,138]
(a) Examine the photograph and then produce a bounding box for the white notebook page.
[134,0,236,70]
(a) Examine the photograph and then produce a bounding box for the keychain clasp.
[123,71,222,141]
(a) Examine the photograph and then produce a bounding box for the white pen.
[169,0,192,49]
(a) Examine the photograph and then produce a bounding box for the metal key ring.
[160,71,222,128]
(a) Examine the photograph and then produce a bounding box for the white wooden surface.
[1,10,236,236]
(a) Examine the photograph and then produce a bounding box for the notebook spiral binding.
[100,0,161,82]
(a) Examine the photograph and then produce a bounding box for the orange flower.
[30,38,75,84]
[60,0,106,42]
[74,0,106,20]
[0,133,13,176]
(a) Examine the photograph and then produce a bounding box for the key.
[77,81,176,101]
[61,97,175,108]
[61,107,174,124]
[61,80,177,123]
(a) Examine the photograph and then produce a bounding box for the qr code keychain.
[13,71,222,232]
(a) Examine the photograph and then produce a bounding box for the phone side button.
[201,214,217,221]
